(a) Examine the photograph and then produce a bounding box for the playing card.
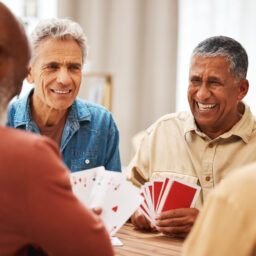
[89,170,126,209]
[139,177,201,223]
[139,192,153,223]
[111,237,123,247]
[70,167,143,237]
[152,180,164,212]
[157,179,201,214]
[155,177,171,211]
[99,180,143,236]
[70,166,105,206]
[142,182,155,219]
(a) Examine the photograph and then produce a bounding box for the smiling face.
[28,38,82,111]
[188,55,248,138]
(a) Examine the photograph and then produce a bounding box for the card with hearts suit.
[70,166,143,236]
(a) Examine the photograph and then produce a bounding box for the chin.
[195,115,215,125]
[52,103,72,111]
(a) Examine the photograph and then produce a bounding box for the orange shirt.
[0,126,113,256]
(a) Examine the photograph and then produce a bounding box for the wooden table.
[114,223,183,256]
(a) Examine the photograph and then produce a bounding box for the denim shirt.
[7,90,122,173]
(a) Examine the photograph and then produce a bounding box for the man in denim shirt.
[7,18,121,173]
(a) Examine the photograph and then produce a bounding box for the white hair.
[30,18,88,64]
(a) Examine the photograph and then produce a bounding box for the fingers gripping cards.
[139,178,201,225]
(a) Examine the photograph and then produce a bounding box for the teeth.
[198,103,216,110]
[53,90,70,94]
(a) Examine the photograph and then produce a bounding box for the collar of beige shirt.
[183,101,254,144]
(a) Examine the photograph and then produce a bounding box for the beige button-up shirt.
[183,162,256,256]
[127,102,256,208]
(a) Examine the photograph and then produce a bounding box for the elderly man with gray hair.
[127,36,256,237]
[7,18,121,173]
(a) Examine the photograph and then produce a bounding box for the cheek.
[37,73,55,89]
[73,76,82,90]
[187,86,196,99]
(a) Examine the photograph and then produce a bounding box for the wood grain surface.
[114,223,183,256]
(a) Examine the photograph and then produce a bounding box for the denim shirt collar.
[13,89,91,124]
[13,89,33,127]
[13,89,92,151]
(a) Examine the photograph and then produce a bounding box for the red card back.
[153,181,164,211]
[161,181,197,212]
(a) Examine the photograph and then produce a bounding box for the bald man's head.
[0,3,30,105]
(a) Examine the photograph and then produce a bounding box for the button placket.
[201,142,216,188]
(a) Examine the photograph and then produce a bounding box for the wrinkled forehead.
[189,55,231,73]
[32,37,82,64]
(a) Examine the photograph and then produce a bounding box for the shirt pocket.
[70,152,97,172]
[151,171,199,185]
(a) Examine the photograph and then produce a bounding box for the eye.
[190,77,201,84]
[69,64,81,71]
[47,63,58,69]
[209,80,222,85]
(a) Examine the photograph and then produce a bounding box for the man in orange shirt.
[0,3,113,255]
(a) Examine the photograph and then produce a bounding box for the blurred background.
[3,0,256,166]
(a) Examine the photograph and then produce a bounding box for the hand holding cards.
[70,167,143,236]
[139,178,201,225]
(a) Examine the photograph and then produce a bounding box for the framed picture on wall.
[78,73,112,111]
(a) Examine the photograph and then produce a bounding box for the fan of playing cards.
[70,166,143,236]
[139,178,201,225]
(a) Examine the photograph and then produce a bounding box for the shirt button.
[85,159,90,164]
[208,143,214,148]
[205,176,211,181]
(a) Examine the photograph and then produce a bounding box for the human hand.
[92,206,103,215]
[131,209,155,230]
[155,208,199,238]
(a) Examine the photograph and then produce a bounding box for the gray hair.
[30,18,88,63]
[192,36,248,81]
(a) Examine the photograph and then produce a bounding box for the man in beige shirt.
[127,35,256,237]
[183,163,256,256]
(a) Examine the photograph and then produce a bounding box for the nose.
[56,68,72,85]
[196,84,211,101]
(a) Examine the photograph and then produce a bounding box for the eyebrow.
[68,63,82,67]
[42,62,59,68]
[208,76,221,81]
[42,62,82,68]
[190,75,201,80]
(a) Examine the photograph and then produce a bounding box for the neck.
[30,93,68,127]
[198,103,245,139]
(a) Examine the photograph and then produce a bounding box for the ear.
[26,65,34,84]
[237,79,249,101]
